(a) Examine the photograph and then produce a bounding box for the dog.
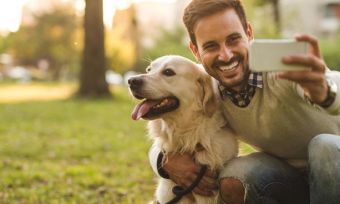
[128,55,238,204]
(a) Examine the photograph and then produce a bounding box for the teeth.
[154,98,169,109]
[219,61,238,71]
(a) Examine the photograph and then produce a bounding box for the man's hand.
[163,152,218,196]
[279,34,328,104]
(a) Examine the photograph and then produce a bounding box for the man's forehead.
[193,9,244,43]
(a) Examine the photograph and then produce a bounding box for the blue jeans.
[219,134,340,204]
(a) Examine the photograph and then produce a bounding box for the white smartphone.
[249,39,309,72]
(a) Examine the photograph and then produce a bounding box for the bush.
[320,34,340,71]
[139,26,195,72]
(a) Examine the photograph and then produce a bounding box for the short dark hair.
[183,0,248,46]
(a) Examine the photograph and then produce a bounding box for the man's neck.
[226,77,250,93]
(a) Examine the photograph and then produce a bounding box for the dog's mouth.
[131,97,180,120]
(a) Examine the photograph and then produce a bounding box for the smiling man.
[190,7,251,92]
[148,0,340,203]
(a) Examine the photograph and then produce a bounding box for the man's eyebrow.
[227,32,242,40]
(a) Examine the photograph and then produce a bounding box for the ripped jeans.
[218,134,340,204]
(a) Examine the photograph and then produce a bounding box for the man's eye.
[162,68,176,76]
[228,36,240,45]
[204,44,217,50]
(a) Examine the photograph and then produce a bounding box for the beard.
[211,55,250,90]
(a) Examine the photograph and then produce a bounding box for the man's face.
[190,8,253,91]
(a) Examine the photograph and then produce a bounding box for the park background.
[0,0,339,203]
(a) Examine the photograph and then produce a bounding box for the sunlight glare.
[0,0,28,32]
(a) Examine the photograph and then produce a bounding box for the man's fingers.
[192,186,214,197]
[197,176,218,191]
[180,176,214,197]
[294,34,321,58]
[180,170,218,197]
[204,168,218,179]
[282,54,326,72]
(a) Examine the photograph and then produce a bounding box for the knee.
[309,134,340,160]
[219,178,245,204]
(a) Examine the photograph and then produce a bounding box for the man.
[149,0,340,203]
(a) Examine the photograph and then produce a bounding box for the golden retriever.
[128,55,238,204]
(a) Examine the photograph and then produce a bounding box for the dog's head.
[128,55,216,120]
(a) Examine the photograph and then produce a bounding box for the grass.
[0,82,254,204]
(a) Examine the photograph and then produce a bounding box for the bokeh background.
[0,0,339,203]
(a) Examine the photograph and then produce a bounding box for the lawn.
[0,83,254,204]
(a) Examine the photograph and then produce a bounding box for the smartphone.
[249,39,309,72]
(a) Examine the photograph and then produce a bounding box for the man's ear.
[246,22,254,43]
[189,42,201,63]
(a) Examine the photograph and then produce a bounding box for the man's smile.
[218,60,240,72]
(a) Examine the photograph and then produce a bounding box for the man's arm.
[148,144,218,196]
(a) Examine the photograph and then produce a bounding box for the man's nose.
[218,45,233,62]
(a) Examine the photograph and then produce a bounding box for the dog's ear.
[198,73,217,117]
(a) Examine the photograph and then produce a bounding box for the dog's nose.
[128,76,143,89]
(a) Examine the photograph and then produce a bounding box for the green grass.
[0,83,254,203]
[0,85,154,203]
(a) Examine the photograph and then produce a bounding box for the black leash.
[165,165,208,204]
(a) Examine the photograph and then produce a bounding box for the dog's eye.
[146,66,151,73]
[162,68,175,76]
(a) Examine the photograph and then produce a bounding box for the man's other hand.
[163,152,218,196]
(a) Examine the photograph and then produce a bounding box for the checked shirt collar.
[218,72,263,107]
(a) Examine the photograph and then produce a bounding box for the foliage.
[320,34,340,71]
[139,26,195,72]
[0,35,9,54]
[106,29,136,74]
[243,0,280,38]
[6,2,81,80]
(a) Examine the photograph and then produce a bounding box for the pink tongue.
[131,100,160,120]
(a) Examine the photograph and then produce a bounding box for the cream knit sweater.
[220,71,340,167]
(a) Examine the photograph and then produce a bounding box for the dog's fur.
[129,55,238,204]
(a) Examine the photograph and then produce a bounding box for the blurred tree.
[140,26,194,72]
[321,34,340,71]
[7,1,80,80]
[107,4,138,74]
[0,35,8,54]
[254,0,280,34]
[242,0,280,38]
[78,0,110,97]
[129,4,143,72]
[266,0,280,32]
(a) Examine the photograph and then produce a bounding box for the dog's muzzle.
[128,76,143,91]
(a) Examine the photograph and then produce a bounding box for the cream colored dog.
[128,55,238,204]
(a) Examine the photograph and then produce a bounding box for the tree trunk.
[271,0,281,34]
[78,0,110,97]
[130,4,142,71]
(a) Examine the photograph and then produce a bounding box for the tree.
[268,0,280,33]
[255,0,281,33]
[7,2,80,80]
[77,0,110,97]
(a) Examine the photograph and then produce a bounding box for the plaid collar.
[219,72,263,107]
